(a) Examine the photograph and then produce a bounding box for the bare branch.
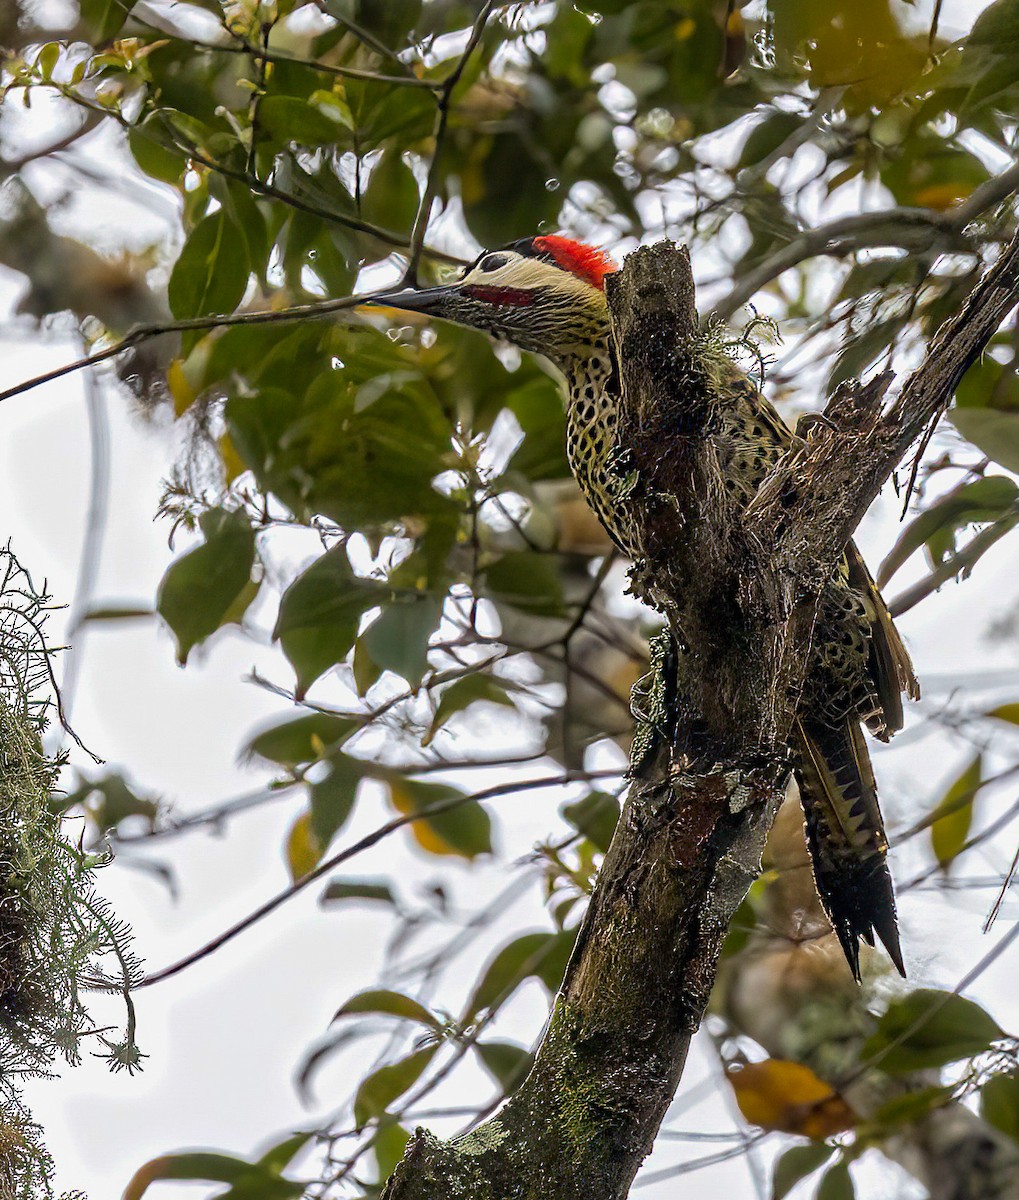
[0,292,372,406]
[712,160,1019,323]
[403,0,497,285]
[137,768,617,988]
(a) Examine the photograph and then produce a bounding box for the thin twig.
[137,768,618,987]
[162,29,440,88]
[403,0,497,285]
[60,342,111,725]
[0,291,372,406]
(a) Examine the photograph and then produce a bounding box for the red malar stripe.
[463,284,537,306]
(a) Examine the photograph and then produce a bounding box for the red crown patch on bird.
[532,235,617,290]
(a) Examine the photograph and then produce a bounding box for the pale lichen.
[452,1119,509,1157]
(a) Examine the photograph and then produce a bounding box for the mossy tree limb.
[381,238,1019,1199]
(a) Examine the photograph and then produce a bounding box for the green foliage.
[475,1040,534,1094]
[878,478,1019,584]
[862,989,1003,1074]
[245,712,360,766]
[466,930,577,1020]
[929,754,983,870]
[981,1071,1019,1143]
[156,507,258,664]
[560,791,620,854]
[333,989,440,1031]
[388,778,493,861]
[319,878,396,907]
[424,674,517,745]
[354,1046,437,1127]
[771,1142,835,1200]
[273,544,385,697]
[949,409,1019,474]
[816,1160,855,1200]
[124,1132,313,1200]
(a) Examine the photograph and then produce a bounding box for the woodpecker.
[373,235,918,979]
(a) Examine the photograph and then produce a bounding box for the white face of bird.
[370,235,616,366]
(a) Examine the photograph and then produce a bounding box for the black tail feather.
[795,717,905,981]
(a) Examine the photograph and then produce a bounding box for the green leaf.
[861,988,1002,1073]
[363,149,420,234]
[156,508,257,664]
[210,176,269,283]
[342,78,435,148]
[482,552,566,617]
[771,1142,834,1200]
[308,756,362,849]
[466,929,576,1019]
[81,0,140,40]
[739,110,802,168]
[877,477,1019,584]
[320,877,396,907]
[504,376,570,480]
[353,0,422,43]
[817,1160,855,1200]
[244,713,360,766]
[168,211,250,351]
[561,791,620,854]
[362,594,444,688]
[720,891,759,959]
[258,95,351,148]
[462,131,561,246]
[389,778,493,861]
[255,1131,315,1175]
[37,41,60,79]
[124,1152,250,1199]
[930,754,983,870]
[274,545,386,698]
[78,604,154,625]
[424,673,517,745]
[61,772,160,833]
[872,1085,955,1129]
[949,408,1019,473]
[969,0,1019,53]
[980,1071,1019,1143]
[475,1040,534,1094]
[334,989,440,1030]
[373,1118,411,1184]
[353,1046,436,1127]
[128,116,185,184]
[124,1146,307,1200]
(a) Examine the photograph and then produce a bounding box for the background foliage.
[5,0,1019,1197]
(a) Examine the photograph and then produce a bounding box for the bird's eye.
[478,253,508,273]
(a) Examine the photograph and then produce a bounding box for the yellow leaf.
[389,780,460,858]
[728,1059,855,1139]
[988,703,1019,724]
[217,432,245,483]
[286,809,323,880]
[166,357,196,417]
[913,183,973,212]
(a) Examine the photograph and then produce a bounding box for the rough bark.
[381,233,1019,1200]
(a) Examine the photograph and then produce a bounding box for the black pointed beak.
[367,285,457,316]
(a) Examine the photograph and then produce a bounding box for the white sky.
[3,2,1019,1198]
